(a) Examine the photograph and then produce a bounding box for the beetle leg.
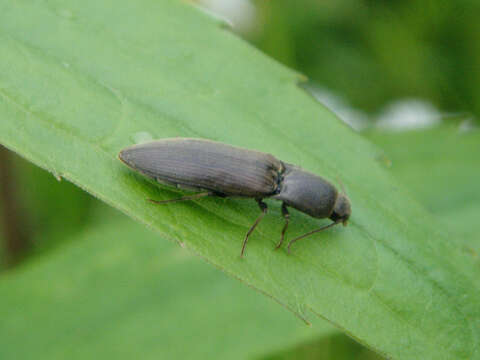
[275,202,289,250]
[241,199,268,257]
[287,221,340,254]
[148,191,214,204]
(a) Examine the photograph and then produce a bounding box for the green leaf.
[0,214,334,359]
[0,1,478,359]
[17,152,95,252]
[367,125,480,251]
[265,333,384,360]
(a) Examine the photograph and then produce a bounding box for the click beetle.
[119,138,351,256]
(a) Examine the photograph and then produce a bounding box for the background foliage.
[251,0,480,118]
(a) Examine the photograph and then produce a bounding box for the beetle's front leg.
[241,199,268,257]
[275,202,289,250]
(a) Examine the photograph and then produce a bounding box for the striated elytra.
[119,138,351,256]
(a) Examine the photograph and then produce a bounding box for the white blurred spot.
[307,85,370,131]
[376,99,442,131]
[197,0,257,33]
[131,131,154,144]
[458,117,478,133]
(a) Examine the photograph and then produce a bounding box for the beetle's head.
[329,193,351,226]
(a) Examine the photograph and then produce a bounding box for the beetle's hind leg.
[241,199,268,257]
[275,202,289,250]
[148,191,214,204]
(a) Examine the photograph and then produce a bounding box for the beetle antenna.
[287,221,341,254]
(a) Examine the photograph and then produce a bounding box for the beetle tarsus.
[241,199,268,257]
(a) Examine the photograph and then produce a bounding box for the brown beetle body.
[119,138,283,197]
[119,138,351,256]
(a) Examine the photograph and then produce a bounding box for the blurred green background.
[1,0,478,359]
[249,0,480,119]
